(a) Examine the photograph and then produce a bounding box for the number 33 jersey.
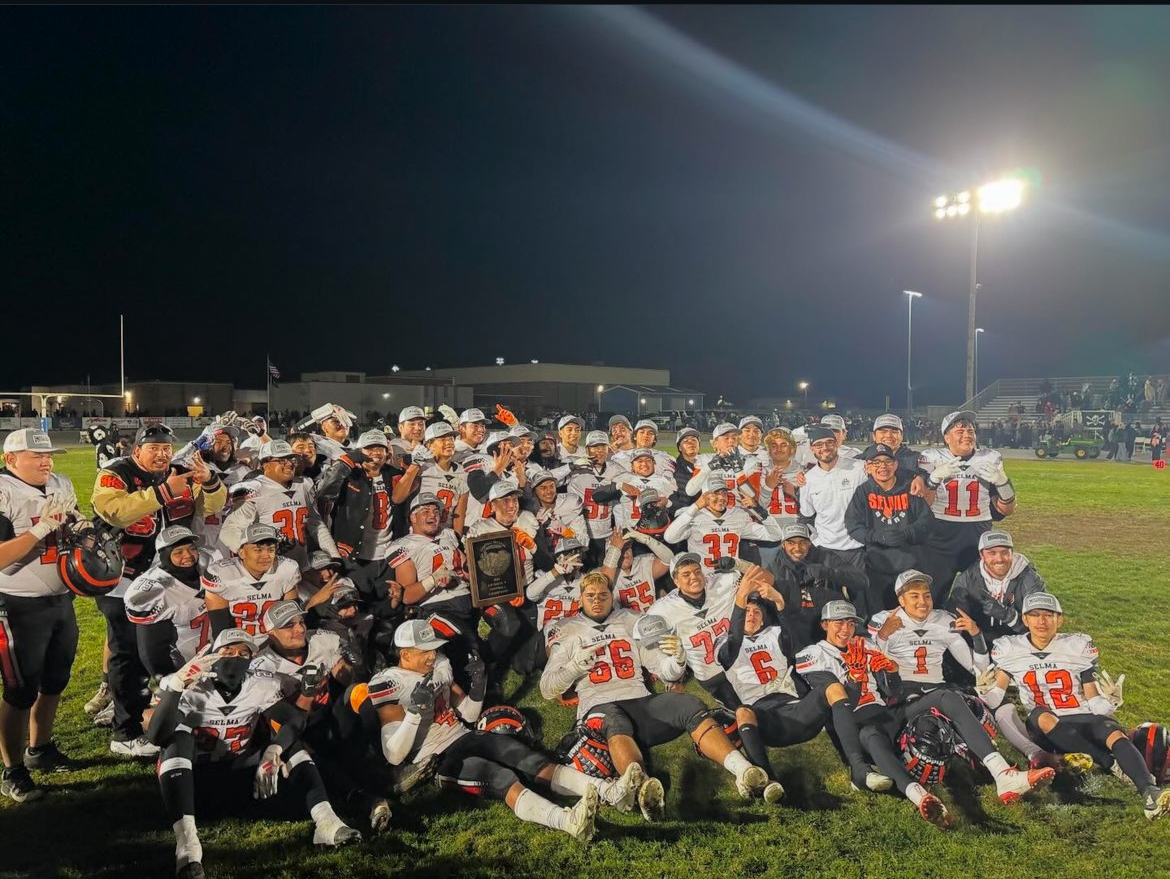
[991,632,1098,715]
[200,556,301,636]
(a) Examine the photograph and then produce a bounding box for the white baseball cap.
[356,430,390,449]
[3,429,64,455]
[894,569,933,595]
[558,415,585,430]
[873,414,903,431]
[394,619,448,650]
[712,423,739,439]
[739,416,763,430]
[820,414,846,431]
[487,480,522,502]
[941,410,978,435]
[1022,593,1063,615]
[633,419,658,434]
[669,552,703,578]
[584,430,609,447]
[258,440,296,461]
[424,422,456,442]
[398,406,426,423]
[459,408,488,425]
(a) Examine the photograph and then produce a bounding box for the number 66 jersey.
[991,632,1098,715]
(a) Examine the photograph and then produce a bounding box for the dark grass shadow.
[773,765,846,812]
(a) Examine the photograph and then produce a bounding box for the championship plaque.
[464,531,525,609]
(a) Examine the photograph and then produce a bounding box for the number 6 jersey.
[991,632,1098,715]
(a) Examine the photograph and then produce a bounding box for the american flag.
[267,360,281,380]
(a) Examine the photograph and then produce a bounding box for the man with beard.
[148,629,361,878]
[947,531,1049,644]
[318,430,409,564]
[453,408,490,464]
[918,411,1017,603]
[93,423,226,759]
[845,444,934,614]
[664,475,781,571]
[769,524,869,654]
[221,440,339,572]
[542,572,778,815]
[0,430,82,802]
[797,427,868,570]
[125,526,211,677]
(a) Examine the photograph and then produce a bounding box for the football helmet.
[556,723,617,779]
[1130,722,1170,785]
[56,520,124,597]
[899,709,958,786]
[476,705,535,745]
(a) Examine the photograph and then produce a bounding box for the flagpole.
[266,352,271,416]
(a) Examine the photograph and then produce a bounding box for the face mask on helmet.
[556,720,616,779]
[476,705,536,746]
[212,656,252,692]
[899,710,957,786]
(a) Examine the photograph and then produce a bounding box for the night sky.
[4,6,1169,408]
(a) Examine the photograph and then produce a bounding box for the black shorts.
[588,692,709,749]
[752,685,832,747]
[0,592,79,708]
[1026,710,1124,750]
[436,731,551,799]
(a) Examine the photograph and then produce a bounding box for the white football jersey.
[124,567,209,661]
[566,464,625,540]
[387,530,471,607]
[611,448,675,478]
[222,475,335,569]
[200,556,301,636]
[460,457,512,533]
[614,555,658,614]
[367,654,468,764]
[691,454,766,509]
[612,474,676,532]
[795,637,887,708]
[869,608,986,684]
[726,625,798,706]
[358,474,397,562]
[535,577,581,636]
[991,632,1098,716]
[0,472,78,598]
[417,463,468,530]
[532,495,587,554]
[544,609,661,719]
[918,447,1004,523]
[177,670,284,763]
[762,463,802,527]
[666,506,778,569]
[643,572,738,681]
[252,629,344,701]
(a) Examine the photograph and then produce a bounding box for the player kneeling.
[147,629,360,879]
[369,620,643,843]
[981,593,1170,821]
[540,571,775,820]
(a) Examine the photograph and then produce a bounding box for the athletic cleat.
[851,770,894,793]
[392,753,440,795]
[918,793,953,829]
[565,784,599,843]
[176,863,205,879]
[1031,751,1093,775]
[996,766,1055,804]
[24,740,76,774]
[110,735,160,759]
[369,798,392,833]
[637,776,665,822]
[0,765,43,803]
[1143,787,1170,822]
[314,817,362,847]
[93,703,115,728]
[604,761,645,812]
[736,765,769,800]
[84,681,112,716]
[762,781,785,804]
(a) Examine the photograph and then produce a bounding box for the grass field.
[2,448,1169,879]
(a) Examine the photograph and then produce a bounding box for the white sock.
[512,788,568,831]
[905,782,927,807]
[310,801,341,827]
[549,765,595,797]
[983,752,1011,776]
[994,705,1041,759]
[722,750,752,779]
[173,816,202,868]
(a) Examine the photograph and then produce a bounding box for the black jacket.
[770,546,868,653]
[317,453,406,559]
[946,557,1048,642]
[844,474,933,549]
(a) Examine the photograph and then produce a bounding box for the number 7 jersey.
[642,572,738,681]
[991,632,1098,715]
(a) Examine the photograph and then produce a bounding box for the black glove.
[406,675,438,721]
[745,502,769,524]
[983,601,1020,628]
[880,531,908,547]
[347,447,369,466]
[465,650,487,702]
[713,556,737,574]
[299,664,327,699]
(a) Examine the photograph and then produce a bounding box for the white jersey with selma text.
[795,637,887,708]
[726,625,798,706]
[252,629,344,701]
[124,567,210,661]
[991,632,1098,716]
[200,556,301,636]
[643,572,738,681]
[762,463,802,528]
[918,447,1005,524]
[869,608,987,684]
[222,475,337,569]
[176,670,284,764]
[615,555,658,614]
[387,530,471,607]
[612,473,676,532]
[566,464,625,540]
[367,654,468,764]
[665,506,781,569]
[417,463,468,531]
[0,472,78,598]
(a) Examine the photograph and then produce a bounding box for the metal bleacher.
[964,376,1170,430]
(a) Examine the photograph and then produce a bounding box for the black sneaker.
[1,765,43,803]
[24,740,75,774]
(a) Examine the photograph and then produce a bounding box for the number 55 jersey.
[991,632,1098,715]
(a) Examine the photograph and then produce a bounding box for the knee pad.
[587,707,633,740]
[1,684,37,711]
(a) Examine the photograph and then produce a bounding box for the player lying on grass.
[980,592,1170,821]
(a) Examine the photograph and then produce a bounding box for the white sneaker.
[637,776,665,822]
[736,765,769,800]
[996,766,1055,804]
[84,681,112,716]
[762,781,785,804]
[564,785,598,843]
[603,762,646,812]
[110,736,160,759]
[93,703,115,728]
[313,816,362,847]
[851,771,894,793]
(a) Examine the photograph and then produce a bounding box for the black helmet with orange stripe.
[57,520,124,597]
[898,709,957,786]
[476,705,535,745]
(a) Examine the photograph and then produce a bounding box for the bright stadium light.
[977,177,1026,213]
[495,357,505,366]
[391,364,400,373]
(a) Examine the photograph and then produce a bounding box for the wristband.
[1087,694,1116,717]
[981,685,1006,710]
[30,521,56,541]
[603,546,622,569]
[995,480,1015,503]
[419,574,436,594]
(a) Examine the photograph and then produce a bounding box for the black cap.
[806,426,835,443]
[134,423,176,446]
[862,443,897,461]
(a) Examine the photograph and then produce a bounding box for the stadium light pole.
[798,381,809,409]
[904,290,922,414]
[934,176,1026,402]
[975,328,985,392]
[596,385,604,413]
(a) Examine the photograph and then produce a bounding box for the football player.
[981,593,1170,820]
[685,423,762,510]
[0,430,82,802]
[148,629,360,879]
[611,420,675,476]
[220,440,339,572]
[528,470,586,568]
[796,601,953,828]
[463,432,529,536]
[669,428,702,513]
[201,523,302,637]
[391,405,428,464]
[124,526,210,677]
[869,571,1053,803]
[797,427,868,571]
[598,529,673,615]
[527,535,588,638]
[918,410,1017,603]
[409,421,469,533]
[453,408,490,463]
[369,620,644,842]
[565,432,625,564]
[541,571,780,813]
[556,415,586,464]
[607,415,635,454]
[317,430,409,564]
[736,416,770,473]
[611,449,676,533]
[664,474,781,570]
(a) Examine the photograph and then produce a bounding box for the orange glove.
[496,404,518,427]
[844,637,868,682]
[867,648,898,674]
[512,528,537,551]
